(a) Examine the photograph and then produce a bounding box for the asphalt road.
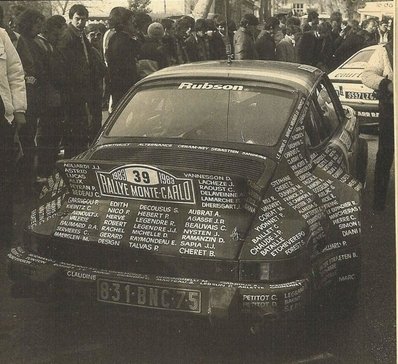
[0,133,395,364]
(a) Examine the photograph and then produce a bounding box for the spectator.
[174,16,195,64]
[286,16,301,28]
[58,4,96,158]
[297,22,334,72]
[302,10,319,32]
[35,15,67,180]
[15,9,45,194]
[317,22,334,72]
[106,7,140,107]
[333,20,364,66]
[84,24,106,142]
[204,18,219,60]
[360,18,378,47]
[8,4,26,32]
[102,22,116,112]
[138,22,169,78]
[210,17,232,60]
[330,11,343,44]
[0,28,27,246]
[361,41,393,210]
[160,18,177,65]
[255,17,278,60]
[276,25,301,62]
[85,23,104,55]
[183,19,210,62]
[133,11,152,45]
[273,27,285,46]
[0,5,19,46]
[234,13,259,60]
[376,17,392,44]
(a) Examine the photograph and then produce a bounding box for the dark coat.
[360,30,378,48]
[334,33,365,65]
[209,31,229,60]
[255,30,275,60]
[58,24,96,104]
[138,37,169,78]
[184,34,209,62]
[16,35,46,114]
[297,31,325,67]
[106,31,140,103]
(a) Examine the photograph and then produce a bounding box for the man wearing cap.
[234,14,259,60]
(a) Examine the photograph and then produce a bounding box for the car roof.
[142,60,323,96]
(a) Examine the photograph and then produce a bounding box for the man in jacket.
[0,28,27,246]
[361,41,393,211]
[234,14,259,60]
[58,4,95,158]
[276,25,301,62]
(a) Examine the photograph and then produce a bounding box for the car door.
[305,76,361,177]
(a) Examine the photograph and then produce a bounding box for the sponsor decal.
[339,130,352,151]
[96,165,195,204]
[357,111,379,118]
[298,65,317,72]
[178,82,244,91]
[334,72,361,79]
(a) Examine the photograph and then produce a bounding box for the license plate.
[97,279,201,313]
[345,91,376,100]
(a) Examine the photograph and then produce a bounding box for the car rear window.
[341,49,375,69]
[107,82,298,147]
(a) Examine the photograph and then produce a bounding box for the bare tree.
[7,0,52,16]
[128,0,152,14]
[52,0,70,15]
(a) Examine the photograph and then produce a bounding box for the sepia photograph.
[0,0,395,362]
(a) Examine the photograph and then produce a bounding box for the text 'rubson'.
[178,82,244,91]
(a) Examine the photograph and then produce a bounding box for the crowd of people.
[0,3,394,244]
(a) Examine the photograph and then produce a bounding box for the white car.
[329,45,378,128]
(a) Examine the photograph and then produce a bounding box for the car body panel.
[8,61,365,324]
[329,46,379,127]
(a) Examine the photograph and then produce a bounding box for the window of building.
[292,3,304,16]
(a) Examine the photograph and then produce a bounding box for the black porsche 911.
[8,61,367,327]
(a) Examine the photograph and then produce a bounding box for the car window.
[341,49,374,69]
[304,101,322,148]
[107,83,298,147]
[305,80,341,148]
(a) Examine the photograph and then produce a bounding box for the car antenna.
[224,0,232,65]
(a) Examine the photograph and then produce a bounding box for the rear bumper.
[8,246,311,324]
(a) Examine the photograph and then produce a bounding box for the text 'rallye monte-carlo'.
[8,61,367,329]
